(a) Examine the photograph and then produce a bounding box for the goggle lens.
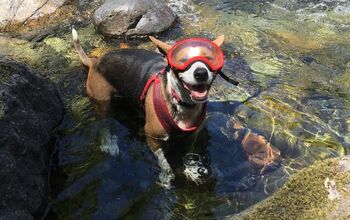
[167,38,224,71]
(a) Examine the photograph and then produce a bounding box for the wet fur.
[72,28,203,153]
[72,29,281,187]
[72,28,225,188]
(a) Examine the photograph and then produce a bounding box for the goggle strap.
[218,70,239,86]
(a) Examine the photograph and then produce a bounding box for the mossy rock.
[0,60,17,84]
[0,60,18,119]
[233,89,345,159]
[232,156,350,220]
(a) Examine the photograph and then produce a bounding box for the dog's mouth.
[182,83,208,102]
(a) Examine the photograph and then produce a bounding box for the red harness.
[140,69,207,135]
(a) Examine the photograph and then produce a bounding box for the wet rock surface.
[0,58,63,219]
[93,0,177,37]
[232,156,350,220]
[0,0,67,30]
[210,57,258,102]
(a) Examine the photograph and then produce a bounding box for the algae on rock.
[232,156,350,220]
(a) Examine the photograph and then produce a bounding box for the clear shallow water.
[47,0,350,219]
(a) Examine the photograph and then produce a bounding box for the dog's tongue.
[188,84,208,100]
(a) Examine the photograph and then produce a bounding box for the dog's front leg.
[92,99,112,117]
[146,136,175,189]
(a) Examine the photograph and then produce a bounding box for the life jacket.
[140,69,206,135]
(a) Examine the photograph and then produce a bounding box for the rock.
[210,57,257,102]
[0,58,63,219]
[93,0,177,37]
[269,30,322,51]
[231,156,350,219]
[0,0,67,30]
[249,58,283,77]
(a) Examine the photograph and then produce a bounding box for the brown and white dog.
[72,28,280,188]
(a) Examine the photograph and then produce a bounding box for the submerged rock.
[210,57,257,102]
[232,156,350,219]
[0,0,67,30]
[0,58,63,219]
[93,0,177,37]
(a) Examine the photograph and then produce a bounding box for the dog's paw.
[183,153,211,184]
[157,168,175,189]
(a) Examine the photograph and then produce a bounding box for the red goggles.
[167,38,224,71]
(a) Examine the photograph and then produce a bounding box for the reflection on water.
[47,0,350,219]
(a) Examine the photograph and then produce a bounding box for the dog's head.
[150,36,225,104]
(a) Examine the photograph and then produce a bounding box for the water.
[46,0,350,219]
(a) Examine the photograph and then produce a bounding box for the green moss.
[0,61,15,119]
[238,158,350,220]
[0,100,5,119]
[0,61,16,83]
[68,96,92,122]
[0,37,42,68]
[0,23,107,82]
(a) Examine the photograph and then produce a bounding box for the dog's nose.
[194,68,208,82]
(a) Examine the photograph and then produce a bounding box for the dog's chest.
[173,104,204,130]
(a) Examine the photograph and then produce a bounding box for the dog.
[72,28,280,188]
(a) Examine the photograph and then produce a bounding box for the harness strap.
[153,76,207,134]
[140,74,158,102]
[139,69,206,135]
[140,67,166,102]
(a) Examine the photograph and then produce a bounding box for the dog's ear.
[149,36,172,54]
[213,35,225,47]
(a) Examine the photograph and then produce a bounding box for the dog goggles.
[167,38,224,71]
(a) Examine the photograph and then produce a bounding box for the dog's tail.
[72,27,91,67]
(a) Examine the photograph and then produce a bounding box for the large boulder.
[93,0,177,37]
[231,156,350,219]
[0,58,63,219]
[0,0,67,30]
